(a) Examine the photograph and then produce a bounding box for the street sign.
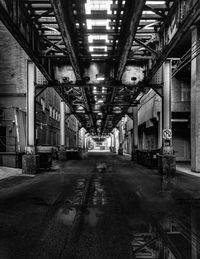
[163,129,172,140]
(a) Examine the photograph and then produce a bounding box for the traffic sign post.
[162,129,172,140]
[162,129,173,155]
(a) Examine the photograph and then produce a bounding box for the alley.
[0,152,200,259]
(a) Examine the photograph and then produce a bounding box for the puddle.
[129,209,200,259]
[84,207,104,227]
[56,207,76,226]
[96,163,107,173]
[90,178,108,205]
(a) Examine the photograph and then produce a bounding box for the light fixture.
[97,99,104,103]
[91,54,108,57]
[86,19,111,30]
[146,1,165,4]
[89,46,108,52]
[96,74,105,81]
[88,35,109,43]
[85,0,112,14]
[113,107,122,114]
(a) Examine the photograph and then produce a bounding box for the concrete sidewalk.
[0,167,34,181]
[0,167,22,180]
[176,163,200,178]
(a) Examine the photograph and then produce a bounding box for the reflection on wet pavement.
[1,153,200,258]
[84,208,104,227]
[56,207,76,226]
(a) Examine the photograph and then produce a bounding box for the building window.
[181,81,190,101]
[41,98,45,111]
[49,105,52,117]
[52,108,55,119]
[56,110,58,120]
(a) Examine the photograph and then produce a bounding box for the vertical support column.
[118,120,123,155]
[191,26,200,172]
[158,60,176,176]
[113,129,116,153]
[59,100,67,160]
[110,133,112,152]
[22,62,39,174]
[162,60,173,154]
[27,62,35,153]
[131,106,138,161]
[111,133,114,152]
[60,100,65,146]
[158,111,162,149]
[85,134,87,149]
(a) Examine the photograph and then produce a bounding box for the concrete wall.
[0,23,82,167]
[36,84,79,148]
[137,77,191,161]
[0,21,27,155]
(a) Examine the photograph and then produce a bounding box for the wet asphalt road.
[0,152,200,259]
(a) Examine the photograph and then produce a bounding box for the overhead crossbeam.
[134,38,157,56]
[32,9,53,21]
[116,0,146,80]
[0,0,53,81]
[50,0,96,131]
[101,0,145,133]
[50,0,82,80]
[148,0,200,80]
[144,4,166,18]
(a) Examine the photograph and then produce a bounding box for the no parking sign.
[162,129,172,140]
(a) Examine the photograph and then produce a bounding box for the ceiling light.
[86,19,111,30]
[142,11,154,15]
[91,54,108,57]
[97,99,104,103]
[88,35,109,43]
[89,46,108,52]
[146,1,165,4]
[96,74,105,81]
[85,0,112,15]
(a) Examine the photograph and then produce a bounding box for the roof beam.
[134,38,157,55]
[148,0,200,80]
[101,0,145,133]
[50,0,82,80]
[144,4,166,18]
[50,0,97,131]
[32,9,53,21]
[116,0,146,80]
[0,0,53,81]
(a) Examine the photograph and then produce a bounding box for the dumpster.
[136,149,160,169]
[36,145,55,169]
[66,147,80,160]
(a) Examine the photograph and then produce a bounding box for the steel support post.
[131,106,138,161]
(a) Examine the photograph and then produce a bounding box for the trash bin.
[36,145,54,169]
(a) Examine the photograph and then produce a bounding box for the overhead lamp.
[97,99,104,104]
[113,107,122,114]
[91,54,108,57]
[85,0,112,14]
[146,1,165,4]
[96,74,105,81]
[89,46,107,52]
[86,19,110,30]
[88,35,109,43]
